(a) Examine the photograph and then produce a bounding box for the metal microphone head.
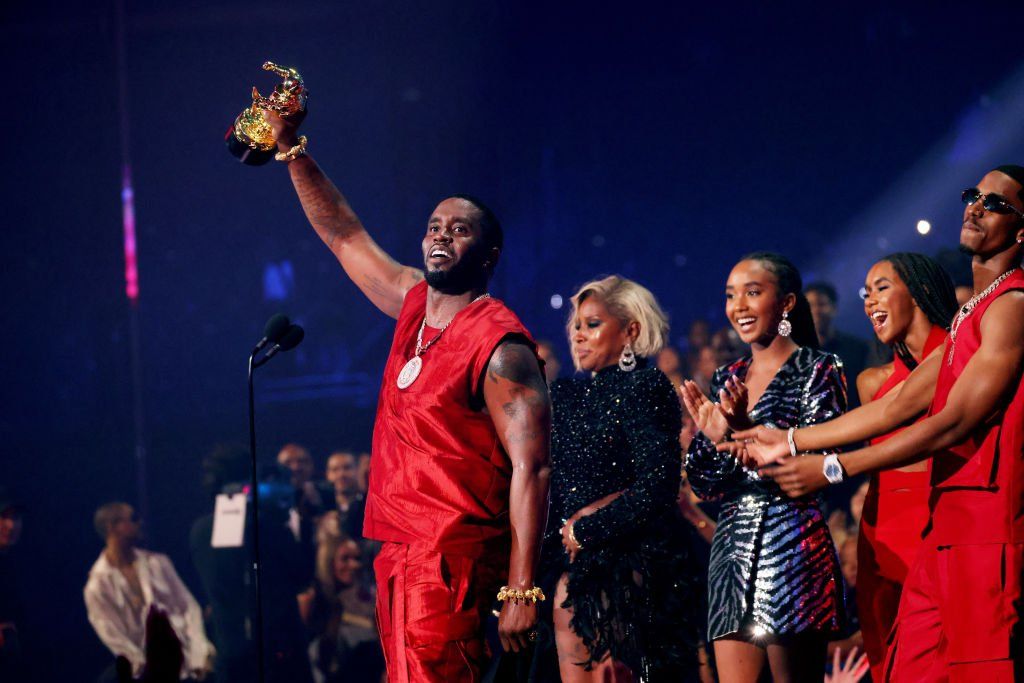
[277,324,305,352]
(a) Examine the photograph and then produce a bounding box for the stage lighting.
[550,294,564,310]
[916,219,932,235]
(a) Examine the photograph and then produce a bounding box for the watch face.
[824,460,842,481]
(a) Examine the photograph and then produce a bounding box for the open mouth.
[428,247,453,262]
[735,316,757,333]
[870,310,888,330]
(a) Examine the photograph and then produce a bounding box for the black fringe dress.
[541,360,702,679]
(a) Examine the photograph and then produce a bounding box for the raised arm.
[768,293,1024,496]
[264,110,423,319]
[482,340,552,653]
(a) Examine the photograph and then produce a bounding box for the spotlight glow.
[550,294,564,309]
[916,219,932,235]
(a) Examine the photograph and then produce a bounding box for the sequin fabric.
[543,360,701,676]
[685,347,848,641]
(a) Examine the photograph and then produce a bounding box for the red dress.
[887,270,1024,682]
[363,281,537,683]
[857,325,945,681]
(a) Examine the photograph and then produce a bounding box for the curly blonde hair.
[566,275,669,371]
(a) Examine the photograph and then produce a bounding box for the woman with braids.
[843,253,956,680]
[680,252,848,682]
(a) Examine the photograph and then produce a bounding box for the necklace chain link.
[948,268,1017,364]
[415,293,490,357]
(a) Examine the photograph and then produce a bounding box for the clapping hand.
[678,381,729,444]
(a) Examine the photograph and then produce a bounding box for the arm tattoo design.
[488,342,550,427]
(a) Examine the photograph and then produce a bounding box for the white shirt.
[83,549,214,678]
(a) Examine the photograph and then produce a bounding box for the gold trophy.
[225,62,307,165]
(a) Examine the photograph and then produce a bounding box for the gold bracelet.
[496,586,546,604]
[275,135,308,162]
[567,521,583,550]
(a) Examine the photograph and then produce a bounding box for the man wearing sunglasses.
[735,165,1024,681]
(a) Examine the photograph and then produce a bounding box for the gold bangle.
[275,135,308,162]
[496,586,546,604]
[567,521,583,550]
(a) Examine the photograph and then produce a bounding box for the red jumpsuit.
[363,281,537,682]
[886,271,1024,682]
[857,325,946,681]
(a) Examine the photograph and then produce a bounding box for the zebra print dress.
[685,346,848,641]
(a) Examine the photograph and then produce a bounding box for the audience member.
[298,536,383,683]
[690,345,718,395]
[190,445,313,683]
[85,502,214,681]
[805,282,872,401]
[656,346,686,387]
[0,488,27,682]
[324,452,365,540]
[535,339,562,383]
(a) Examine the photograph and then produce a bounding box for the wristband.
[787,427,798,457]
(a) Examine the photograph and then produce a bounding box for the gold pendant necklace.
[396,293,490,389]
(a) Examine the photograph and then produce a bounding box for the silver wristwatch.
[822,454,845,484]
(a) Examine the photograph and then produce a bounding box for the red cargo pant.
[884,541,1024,682]
[373,542,502,683]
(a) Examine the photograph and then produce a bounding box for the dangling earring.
[618,342,637,372]
[777,311,792,337]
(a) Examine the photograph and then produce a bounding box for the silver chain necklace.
[396,293,490,389]
[947,268,1017,365]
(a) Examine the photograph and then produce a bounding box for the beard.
[424,244,490,294]
[958,243,977,256]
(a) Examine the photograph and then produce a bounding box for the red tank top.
[362,281,537,557]
[928,269,1024,544]
[869,325,948,445]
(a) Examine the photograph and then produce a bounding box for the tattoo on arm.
[487,341,550,445]
[289,158,364,250]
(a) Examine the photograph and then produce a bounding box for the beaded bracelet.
[496,586,546,604]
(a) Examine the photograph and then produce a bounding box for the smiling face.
[961,171,1024,258]
[862,260,918,345]
[422,197,496,294]
[332,540,362,587]
[725,260,794,346]
[570,295,635,372]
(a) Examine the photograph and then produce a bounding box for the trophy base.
[225,128,275,166]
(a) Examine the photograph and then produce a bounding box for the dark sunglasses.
[961,187,1024,218]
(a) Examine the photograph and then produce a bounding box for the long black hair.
[879,252,958,369]
[740,251,818,349]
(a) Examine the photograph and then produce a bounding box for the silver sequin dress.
[685,347,848,641]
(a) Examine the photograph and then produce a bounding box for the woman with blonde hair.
[543,275,701,681]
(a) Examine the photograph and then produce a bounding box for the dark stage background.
[4,1,1024,679]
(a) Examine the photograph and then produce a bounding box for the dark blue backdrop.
[4,2,1024,679]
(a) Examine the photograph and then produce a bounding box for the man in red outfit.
[739,166,1024,681]
[265,110,551,682]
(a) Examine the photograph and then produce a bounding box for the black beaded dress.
[685,347,848,642]
[542,360,702,678]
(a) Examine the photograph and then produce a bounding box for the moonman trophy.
[225,62,307,166]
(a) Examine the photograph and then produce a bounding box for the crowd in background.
[0,250,975,682]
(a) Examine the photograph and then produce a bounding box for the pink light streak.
[122,164,138,303]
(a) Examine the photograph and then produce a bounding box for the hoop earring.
[618,342,637,372]
[777,311,792,337]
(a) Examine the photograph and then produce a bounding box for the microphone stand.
[247,350,266,683]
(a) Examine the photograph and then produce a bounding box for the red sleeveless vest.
[362,281,537,558]
[929,269,1024,545]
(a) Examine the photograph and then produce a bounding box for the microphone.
[259,324,305,364]
[253,313,291,353]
